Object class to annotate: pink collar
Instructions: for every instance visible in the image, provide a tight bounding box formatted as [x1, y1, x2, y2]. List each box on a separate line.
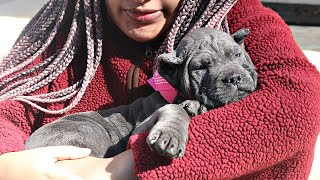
[147, 71, 178, 103]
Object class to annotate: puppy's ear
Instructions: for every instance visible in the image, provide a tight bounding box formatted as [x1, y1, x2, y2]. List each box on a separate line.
[157, 51, 183, 87]
[157, 51, 184, 65]
[232, 28, 250, 44]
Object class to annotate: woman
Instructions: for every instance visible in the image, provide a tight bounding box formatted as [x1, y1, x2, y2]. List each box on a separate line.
[0, 0, 319, 179]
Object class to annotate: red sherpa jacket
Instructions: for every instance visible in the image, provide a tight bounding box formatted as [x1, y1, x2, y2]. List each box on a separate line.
[0, 0, 319, 179]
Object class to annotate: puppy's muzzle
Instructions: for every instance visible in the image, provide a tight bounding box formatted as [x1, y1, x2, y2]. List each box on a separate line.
[218, 64, 256, 91]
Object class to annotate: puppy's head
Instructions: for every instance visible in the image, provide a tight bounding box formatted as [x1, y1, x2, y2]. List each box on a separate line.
[157, 28, 257, 108]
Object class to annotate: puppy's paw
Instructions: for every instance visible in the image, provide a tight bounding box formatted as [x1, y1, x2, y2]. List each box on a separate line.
[179, 100, 207, 116]
[147, 126, 188, 158]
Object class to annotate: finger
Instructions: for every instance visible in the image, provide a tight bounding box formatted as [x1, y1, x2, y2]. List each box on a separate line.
[38, 146, 91, 161]
[49, 167, 84, 180]
[53, 146, 91, 161]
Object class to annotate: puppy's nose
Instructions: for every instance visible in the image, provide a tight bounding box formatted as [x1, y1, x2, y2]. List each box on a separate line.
[222, 74, 242, 85]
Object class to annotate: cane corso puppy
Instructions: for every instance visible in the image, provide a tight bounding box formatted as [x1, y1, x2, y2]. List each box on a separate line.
[25, 28, 257, 158]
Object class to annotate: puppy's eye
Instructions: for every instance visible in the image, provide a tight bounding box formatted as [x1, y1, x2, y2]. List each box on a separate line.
[195, 65, 207, 70]
[235, 52, 242, 58]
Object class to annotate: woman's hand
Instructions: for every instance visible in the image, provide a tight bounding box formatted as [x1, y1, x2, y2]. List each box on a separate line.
[0, 146, 91, 180]
[57, 149, 137, 180]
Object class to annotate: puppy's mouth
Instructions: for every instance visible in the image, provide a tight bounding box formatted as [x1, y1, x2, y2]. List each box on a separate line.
[198, 89, 253, 109]
[196, 76, 256, 109]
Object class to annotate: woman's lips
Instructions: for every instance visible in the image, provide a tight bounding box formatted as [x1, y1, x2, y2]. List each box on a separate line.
[125, 9, 163, 23]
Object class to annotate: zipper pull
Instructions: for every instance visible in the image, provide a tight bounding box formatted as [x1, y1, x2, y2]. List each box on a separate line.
[144, 45, 153, 58]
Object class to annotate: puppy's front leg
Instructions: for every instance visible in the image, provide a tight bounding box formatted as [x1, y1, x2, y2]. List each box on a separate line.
[146, 104, 190, 158]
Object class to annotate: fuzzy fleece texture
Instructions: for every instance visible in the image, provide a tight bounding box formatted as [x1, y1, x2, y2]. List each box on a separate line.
[128, 0, 320, 179]
[0, 0, 319, 179]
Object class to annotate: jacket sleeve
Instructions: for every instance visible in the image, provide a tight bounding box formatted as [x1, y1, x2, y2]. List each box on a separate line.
[0, 57, 47, 154]
[0, 32, 71, 155]
[0, 50, 56, 154]
[0, 100, 36, 154]
[128, 0, 320, 179]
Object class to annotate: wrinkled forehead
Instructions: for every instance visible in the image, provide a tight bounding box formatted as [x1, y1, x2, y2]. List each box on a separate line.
[179, 32, 240, 58]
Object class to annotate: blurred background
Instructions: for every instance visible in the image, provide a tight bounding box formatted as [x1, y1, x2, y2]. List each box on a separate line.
[0, 0, 319, 179]
[262, 0, 320, 52]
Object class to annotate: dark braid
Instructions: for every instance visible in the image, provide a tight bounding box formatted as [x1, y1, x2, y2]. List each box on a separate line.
[0, 0, 238, 114]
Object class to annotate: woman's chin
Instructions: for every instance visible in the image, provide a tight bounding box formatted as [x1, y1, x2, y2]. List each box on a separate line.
[124, 22, 168, 42]
[126, 30, 162, 42]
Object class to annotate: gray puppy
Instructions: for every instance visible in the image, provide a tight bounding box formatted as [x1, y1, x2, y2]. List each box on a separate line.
[25, 28, 257, 158]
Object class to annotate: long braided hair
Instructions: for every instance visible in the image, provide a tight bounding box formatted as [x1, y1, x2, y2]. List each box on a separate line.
[0, 0, 238, 114]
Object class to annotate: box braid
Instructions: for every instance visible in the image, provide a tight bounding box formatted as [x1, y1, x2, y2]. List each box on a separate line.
[0, 0, 237, 114]
[158, 0, 237, 54]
